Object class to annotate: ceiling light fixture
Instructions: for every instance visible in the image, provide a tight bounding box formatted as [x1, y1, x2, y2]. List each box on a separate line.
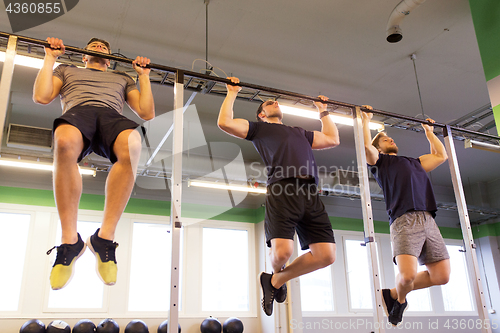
[279, 105, 385, 131]
[464, 139, 500, 153]
[0, 51, 62, 69]
[0, 158, 96, 176]
[188, 180, 267, 194]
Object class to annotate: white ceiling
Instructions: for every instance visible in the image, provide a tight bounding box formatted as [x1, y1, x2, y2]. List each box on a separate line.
[0, 0, 498, 217]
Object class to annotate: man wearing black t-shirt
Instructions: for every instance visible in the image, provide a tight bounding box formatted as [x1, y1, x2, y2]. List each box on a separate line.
[218, 77, 340, 316]
[362, 109, 450, 326]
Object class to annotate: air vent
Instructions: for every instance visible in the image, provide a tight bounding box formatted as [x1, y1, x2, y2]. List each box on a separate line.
[335, 170, 360, 187]
[7, 124, 52, 152]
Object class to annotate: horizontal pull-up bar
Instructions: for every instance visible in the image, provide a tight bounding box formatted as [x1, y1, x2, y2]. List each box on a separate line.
[1, 31, 499, 141]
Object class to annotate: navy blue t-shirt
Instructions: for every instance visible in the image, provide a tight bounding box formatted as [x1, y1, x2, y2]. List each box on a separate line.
[369, 153, 437, 225]
[245, 121, 318, 185]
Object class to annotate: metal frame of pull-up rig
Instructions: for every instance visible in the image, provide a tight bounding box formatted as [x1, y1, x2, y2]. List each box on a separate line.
[1, 32, 498, 333]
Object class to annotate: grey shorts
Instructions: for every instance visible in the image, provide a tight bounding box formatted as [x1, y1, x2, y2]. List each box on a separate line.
[390, 211, 450, 265]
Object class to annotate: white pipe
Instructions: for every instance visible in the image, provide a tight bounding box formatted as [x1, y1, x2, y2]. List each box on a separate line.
[464, 139, 500, 153]
[386, 0, 427, 43]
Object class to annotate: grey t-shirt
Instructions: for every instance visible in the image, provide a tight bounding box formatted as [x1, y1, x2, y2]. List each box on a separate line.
[53, 64, 138, 114]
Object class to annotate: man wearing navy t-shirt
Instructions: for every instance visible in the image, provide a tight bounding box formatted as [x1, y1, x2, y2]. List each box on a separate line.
[218, 77, 340, 316]
[362, 109, 450, 326]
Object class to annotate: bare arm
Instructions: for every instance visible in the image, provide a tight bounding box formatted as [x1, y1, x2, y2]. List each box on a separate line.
[126, 56, 155, 121]
[217, 77, 249, 139]
[311, 95, 340, 149]
[361, 107, 380, 165]
[418, 118, 448, 172]
[33, 37, 64, 104]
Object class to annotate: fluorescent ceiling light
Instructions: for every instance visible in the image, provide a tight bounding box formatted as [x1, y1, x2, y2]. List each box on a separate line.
[0, 51, 62, 69]
[279, 105, 385, 131]
[0, 158, 96, 176]
[189, 180, 267, 194]
[464, 139, 500, 153]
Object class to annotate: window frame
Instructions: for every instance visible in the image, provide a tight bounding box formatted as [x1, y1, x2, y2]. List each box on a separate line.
[440, 239, 477, 316]
[125, 216, 187, 317]
[194, 219, 258, 318]
[298, 234, 337, 317]
[0, 208, 35, 315]
[342, 233, 378, 314]
[0, 202, 485, 321]
[43, 212, 109, 314]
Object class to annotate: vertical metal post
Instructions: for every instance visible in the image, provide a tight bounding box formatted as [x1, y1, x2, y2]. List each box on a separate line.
[286, 235, 303, 333]
[443, 126, 491, 333]
[352, 107, 385, 332]
[168, 70, 184, 333]
[0, 36, 17, 150]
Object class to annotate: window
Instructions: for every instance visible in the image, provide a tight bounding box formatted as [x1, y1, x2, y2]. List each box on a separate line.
[393, 263, 432, 312]
[298, 244, 334, 312]
[47, 221, 104, 309]
[344, 239, 373, 310]
[128, 222, 183, 312]
[0, 212, 30, 311]
[442, 245, 474, 311]
[202, 228, 249, 311]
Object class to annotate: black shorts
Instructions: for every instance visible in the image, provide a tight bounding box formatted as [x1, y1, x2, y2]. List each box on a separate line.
[265, 177, 335, 250]
[53, 105, 139, 163]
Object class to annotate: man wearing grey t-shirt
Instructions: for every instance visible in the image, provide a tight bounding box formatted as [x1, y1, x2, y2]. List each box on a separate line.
[33, 37, 155, 290]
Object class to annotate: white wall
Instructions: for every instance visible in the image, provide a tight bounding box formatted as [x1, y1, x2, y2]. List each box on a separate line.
[2, 202, 500, 333]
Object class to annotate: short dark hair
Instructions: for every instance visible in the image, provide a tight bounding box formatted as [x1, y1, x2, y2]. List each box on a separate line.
[256, 99, 277, 122]
[371, 131, 387, 149]
[256, 100, 266, 122]
[85, 38, 111, 54]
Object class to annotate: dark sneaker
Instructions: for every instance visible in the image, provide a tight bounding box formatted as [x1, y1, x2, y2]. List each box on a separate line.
[389, 299, 409, 326]
[275, 283, 287, 303]
[260, 272, 277, 316]
[47, 233, 86, 290]
[86, 229, 119, 285]
[381, 289, 396, 317]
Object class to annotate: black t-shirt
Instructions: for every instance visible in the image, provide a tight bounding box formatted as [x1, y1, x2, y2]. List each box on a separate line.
[369, 153, 437, 225]
[245, 121, 318, 185]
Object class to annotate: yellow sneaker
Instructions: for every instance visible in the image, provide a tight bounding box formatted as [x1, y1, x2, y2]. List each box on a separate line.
[86, 229, 119, 285]
[47, 233, 86, 290]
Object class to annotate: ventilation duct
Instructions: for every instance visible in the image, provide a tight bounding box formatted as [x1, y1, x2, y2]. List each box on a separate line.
[7, 124, 52, 152]
[386, 0, 427, 43]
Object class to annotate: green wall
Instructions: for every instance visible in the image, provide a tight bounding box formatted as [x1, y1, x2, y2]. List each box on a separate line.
[1, 185, 498, 238]
[469, 0, 500, 82]
[469, 0, 500, 133]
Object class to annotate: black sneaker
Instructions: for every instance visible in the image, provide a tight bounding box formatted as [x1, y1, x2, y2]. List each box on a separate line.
[275, 283, 287, 303]
[381, 288, 396, 317]
[47, 233, 86, 290]
[389, 299, 409, 326]
[260, 272, 277, 316]
[86, 229, 119, 285]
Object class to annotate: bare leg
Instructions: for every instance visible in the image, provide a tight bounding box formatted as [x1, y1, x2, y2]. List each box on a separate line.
[391, 256, 450, 302]
[99, 129, 141, 241]
[271, 241, 336, 289]
[53, 124, 84, 244]
[269, 238, 294, 274]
